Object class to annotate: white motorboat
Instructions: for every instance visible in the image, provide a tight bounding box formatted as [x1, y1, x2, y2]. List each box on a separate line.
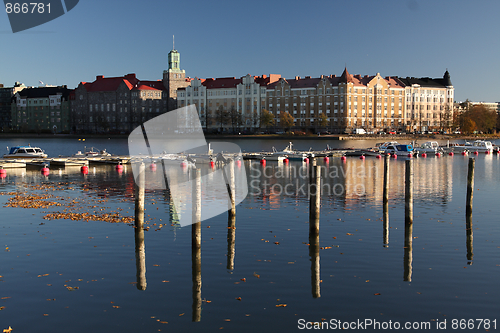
[452, 140, 493, 153]
[414, 141, 444, 154]
[3, 145, 48, 158]
[377, 142, 417, 156]
[268, 142, 313, 161]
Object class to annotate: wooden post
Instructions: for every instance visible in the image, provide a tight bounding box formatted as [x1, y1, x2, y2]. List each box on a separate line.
[403, 221, 413, 282]
[191, 168, 202, 322]
[134, 162, 145, 227]
[405, 159, 413, 224]
[309, 163, 321, 226]
[466, 158, 475, 214]
[466, 211, 473, 265]
[228, 160, 236, 215]
[383, 154, 389, 205]
[227, 210, 236, 271]
[309, 215, 320, 298]
[134, 162, 146, 290]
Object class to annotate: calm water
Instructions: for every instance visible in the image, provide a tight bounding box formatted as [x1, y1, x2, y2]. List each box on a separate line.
[1, 138, 499, 332]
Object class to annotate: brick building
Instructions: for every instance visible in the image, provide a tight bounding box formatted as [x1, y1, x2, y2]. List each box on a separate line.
[72, 74, 168, 134]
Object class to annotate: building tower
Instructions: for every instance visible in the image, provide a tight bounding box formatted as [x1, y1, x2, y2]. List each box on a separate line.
[163, 35, 190, 111]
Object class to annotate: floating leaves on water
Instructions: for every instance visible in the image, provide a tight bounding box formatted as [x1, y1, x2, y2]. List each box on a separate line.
[374, 293, 381, 296]
[0, 307, 5, 311]
[3, 326, 13, 333]
[240, 278, 246, 282]
[236, 297, 242, 301]
[275, 304, 287, 307]
[346, 233, 354, 236]
[253, 272, 260, 278]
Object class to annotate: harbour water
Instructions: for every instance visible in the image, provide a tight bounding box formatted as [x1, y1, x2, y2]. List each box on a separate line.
[1, 137, 499, 332]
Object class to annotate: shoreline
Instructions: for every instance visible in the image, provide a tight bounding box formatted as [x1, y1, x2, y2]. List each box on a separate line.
[0, 132, 498, 141]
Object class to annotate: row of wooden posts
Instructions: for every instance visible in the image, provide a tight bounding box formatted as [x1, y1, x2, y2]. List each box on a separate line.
[132, 155, 476, 320]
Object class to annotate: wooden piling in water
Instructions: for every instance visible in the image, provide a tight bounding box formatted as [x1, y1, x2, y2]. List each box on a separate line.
[134, 162, 145, 227]
[383, 201, 389, 247]
[383, 154, 389, 205]
[405, 159, 413, 224]
[309, 162, 321, 227]
[466, 158, 475, 214]
[134, 162, 146, 290]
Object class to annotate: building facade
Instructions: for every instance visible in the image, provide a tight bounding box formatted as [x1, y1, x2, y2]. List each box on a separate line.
[177, 74, 281, 132]
[0, 82, 26, 131]
[11, 86, 72, 133]
[178, 69, 453, 134]
[73, 73, 168, 134]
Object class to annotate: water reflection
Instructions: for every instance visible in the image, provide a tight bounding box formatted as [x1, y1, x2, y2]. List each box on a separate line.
[403, 221, 413, 282]
[466, 211, 473, 265]
[191, 169, 202, 322]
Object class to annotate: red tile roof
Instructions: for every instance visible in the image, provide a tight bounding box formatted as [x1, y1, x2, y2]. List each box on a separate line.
[81, 74, 167, 92]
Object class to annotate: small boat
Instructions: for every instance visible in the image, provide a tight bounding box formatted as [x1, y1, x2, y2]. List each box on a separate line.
[74, 147, 111, 157]
[269, 142, 314, 161]
[452, 140, 493, 153]
[377, 142, 417, 156]
[414, 141, 443, 154]
[3, 145, 48, 158]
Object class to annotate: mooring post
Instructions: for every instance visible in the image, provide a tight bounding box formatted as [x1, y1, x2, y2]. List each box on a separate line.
[191, 168, 202, 322]
[466, 157, 475, 214]
[309, 214, 321, 298]
[228, 160, 236, 215]
[134, 162, 145, 227]
[383, 154, 389, 205]
[405, 159, 413, 224]
[309, 162, 321, 227]
[383, 201, 389, 247]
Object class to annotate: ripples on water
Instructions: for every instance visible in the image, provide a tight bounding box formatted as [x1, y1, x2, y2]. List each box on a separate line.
[0, 140, 499, 332]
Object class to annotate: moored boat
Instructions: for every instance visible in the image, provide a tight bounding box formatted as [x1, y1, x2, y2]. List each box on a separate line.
[3, 146, 48, 158]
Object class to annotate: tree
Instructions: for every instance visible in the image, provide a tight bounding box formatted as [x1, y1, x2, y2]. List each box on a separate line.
[458, 103, 496, 134]
[228, 106, 243, 133]
[259, 109, 275, 130]
[215, 105, 229, 133]
[318, 113, 328, 129]
[279, 111, 294, 132]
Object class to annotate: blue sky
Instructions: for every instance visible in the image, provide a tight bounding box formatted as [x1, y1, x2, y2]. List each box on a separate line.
[1, 0, 499, 102]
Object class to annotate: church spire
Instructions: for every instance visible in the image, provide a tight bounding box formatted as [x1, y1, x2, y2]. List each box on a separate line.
[168, 37, 181, 72]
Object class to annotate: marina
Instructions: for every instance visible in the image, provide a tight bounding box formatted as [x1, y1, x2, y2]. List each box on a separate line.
[1, 137, 500, 333]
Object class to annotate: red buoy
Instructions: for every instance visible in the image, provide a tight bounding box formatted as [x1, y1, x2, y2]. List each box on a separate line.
[436, 152, 441, 157]
[461, 151, 467, 156]
[283, 158, 289, 164]
[376, 155, 382, 159]
[340, 156, 347, 162]
[473, 151, 479, 155]
[180, 161, 187, 168]
[210, 161, 216, 168]
[259, 159, 266, 166]
[448, 152, 454, 156]
[407, 153, 412, 158]
[150, 163, 157, 171]
[0, 169, 6, 175]
[360, 155, 365, 160]
[304, 157, 309, 163]
[392, 154, 397, 159]
[116, 164, 124, 170]
[41, 166, 50, 176]
[421, 153, 427, 158]
[81, 166, 89, 174]
[236, 160, 242, 167]
[323, 156, 329, 162]
[485, 150, 490, 154]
